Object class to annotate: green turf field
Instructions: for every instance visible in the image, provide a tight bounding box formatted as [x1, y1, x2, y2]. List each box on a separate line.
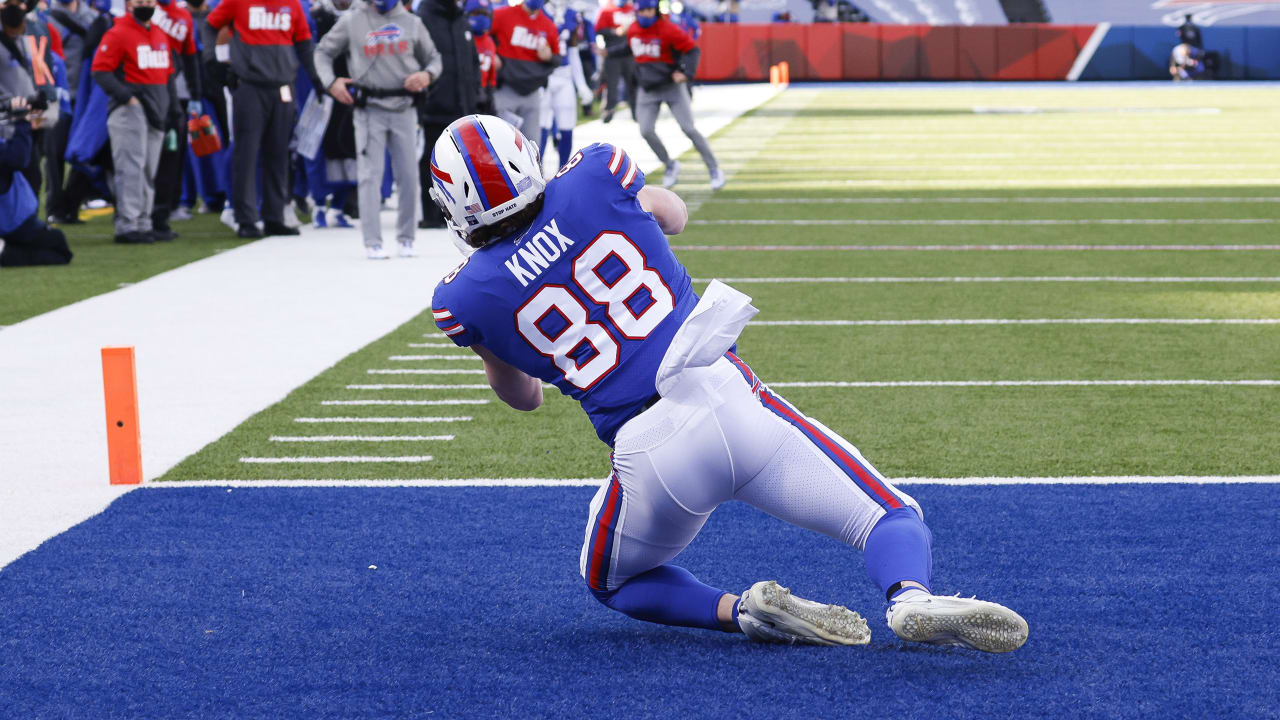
[160, 85, 1280, 482]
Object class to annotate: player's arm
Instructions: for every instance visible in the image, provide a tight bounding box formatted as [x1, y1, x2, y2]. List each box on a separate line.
[637, 185, 688, 235]
[472, 344, 543, 411]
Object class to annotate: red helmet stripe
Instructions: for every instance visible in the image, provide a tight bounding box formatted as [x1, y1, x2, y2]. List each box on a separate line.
[455, 120, 517, 208]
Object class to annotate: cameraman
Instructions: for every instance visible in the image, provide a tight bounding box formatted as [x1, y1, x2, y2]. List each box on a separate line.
[316, 0, 440, 259]
[1, 96, 73, 267]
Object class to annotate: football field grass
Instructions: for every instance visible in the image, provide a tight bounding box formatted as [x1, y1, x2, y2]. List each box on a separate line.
[162, 84, 1280, 482]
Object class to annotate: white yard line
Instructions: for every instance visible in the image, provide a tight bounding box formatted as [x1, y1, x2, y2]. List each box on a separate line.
[697, 276, 1280, 284]
[406, 342, 466, 348]
[673, 244, 1280, 252]
[320, 399, 489, 406]
[387, 355, 483, 361]
[347, 384, 494, 390]
[689, 218, 1280, 226]
[143, 475, 1280, 488]
[368, 369, 487, 375]
[269, 435, 455, 442]
[239, 456, 434, 464]
[749, 318, 1279, 326]
[712, 196, 1280, 204]
[768, 380, 1280, 388]
[294, 417, 474, 423]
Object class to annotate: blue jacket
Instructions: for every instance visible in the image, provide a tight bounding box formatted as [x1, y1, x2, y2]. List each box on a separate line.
[0, 122, 39, 235]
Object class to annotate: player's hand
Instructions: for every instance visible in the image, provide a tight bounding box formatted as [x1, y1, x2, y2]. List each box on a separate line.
[493, 55, 503, 72]
[536, 36, 553, 62]
[672, 71, 688, 84]
[330, 77, 354, 105]
[128, 96, 140, 105]
[8, 96, 26, 114]
[404, 71, 431, 93]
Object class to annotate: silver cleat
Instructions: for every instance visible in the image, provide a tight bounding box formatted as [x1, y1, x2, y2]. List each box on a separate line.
[738, 581, 871, 646]
[886, 594, 1029, 653]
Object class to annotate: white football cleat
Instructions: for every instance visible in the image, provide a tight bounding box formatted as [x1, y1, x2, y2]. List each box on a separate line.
[710, 168, 727, 191]
[886, 594, 1028, 653]
[366, 244, 390, 260]
[737, 581, 870, 646]
[662, 161, 680, 189]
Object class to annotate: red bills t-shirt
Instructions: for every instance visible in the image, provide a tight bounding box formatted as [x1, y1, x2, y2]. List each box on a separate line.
[491, 5, 560, 62]
[207, 0, 312, 46]
[595, 3, 634, 33]
[153, 3, 199, 57]
[91, 15, 174, 85]
[474, 32, 498, 88]
[626, 17, 694, 65]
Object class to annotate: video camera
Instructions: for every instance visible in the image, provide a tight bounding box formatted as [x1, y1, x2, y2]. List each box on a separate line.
[0, 93, 50, 121]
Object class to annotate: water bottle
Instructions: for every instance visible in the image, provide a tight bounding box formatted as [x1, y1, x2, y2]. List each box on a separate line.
[165, 128, 177, 152]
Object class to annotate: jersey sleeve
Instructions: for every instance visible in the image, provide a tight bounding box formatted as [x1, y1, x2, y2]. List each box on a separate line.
[580, 142, 644, 195]
[665, 20, 695, 53]
[431, 266, 483, 348]
[206, 0, 234, 30]
[90, 29, 123, 73]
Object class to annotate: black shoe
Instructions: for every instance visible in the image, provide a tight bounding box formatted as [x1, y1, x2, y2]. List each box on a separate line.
[237, 224, 264, 239]
[601, 107, 614, 124]
[48, 213, 84, 225]
[114, 231, 155, 244]
[149, 229, 177, 242]
[262, 222, 300, 236]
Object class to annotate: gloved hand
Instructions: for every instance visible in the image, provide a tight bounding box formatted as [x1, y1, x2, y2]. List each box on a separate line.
[188, 99, 203, 116]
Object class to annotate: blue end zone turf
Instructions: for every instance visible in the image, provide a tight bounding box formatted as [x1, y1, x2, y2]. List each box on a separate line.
[0, 485, 1276, 718]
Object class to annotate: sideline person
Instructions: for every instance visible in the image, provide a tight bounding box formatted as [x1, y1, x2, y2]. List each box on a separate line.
[1, 95, 73, 266]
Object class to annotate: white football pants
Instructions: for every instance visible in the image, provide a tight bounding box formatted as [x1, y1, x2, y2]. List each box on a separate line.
[580, 355, 922, 593]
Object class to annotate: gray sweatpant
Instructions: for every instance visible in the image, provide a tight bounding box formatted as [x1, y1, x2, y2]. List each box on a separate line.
[354, 105, 419, 248]
[107, 103, 163, 235]
[493, 85, 544, 140]
[635, 83, 718, 173]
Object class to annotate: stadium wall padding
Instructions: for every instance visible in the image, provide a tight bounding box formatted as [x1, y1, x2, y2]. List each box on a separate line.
[694, 24, 1280, 82]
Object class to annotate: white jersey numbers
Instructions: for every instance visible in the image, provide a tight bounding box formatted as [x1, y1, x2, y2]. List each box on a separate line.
[515, 231, 674, 390]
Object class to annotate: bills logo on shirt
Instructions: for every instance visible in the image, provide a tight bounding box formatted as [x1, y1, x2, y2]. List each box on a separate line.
[248, 5, 292, 31]
[365, 24, 409, 56]
[136, 44, 171, 69]
[153, 8, 188, 43]
[509, 25, 546, 51]
[629, 38, 661, 59]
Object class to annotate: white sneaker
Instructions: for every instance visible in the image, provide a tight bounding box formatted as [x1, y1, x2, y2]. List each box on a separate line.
[662, 161, 680, 189]
[366, 244, 390, 260]
[397, 242, 417, 258]
[219, 207, 238, 231]
[737, 581, 870, 646]
[170, 206, 194, 222]
[710, 168, 727, 191]
[886, 594, 1028, 653]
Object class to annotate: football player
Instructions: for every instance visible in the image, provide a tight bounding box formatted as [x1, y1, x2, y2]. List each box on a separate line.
[427, 115, 1029, 652]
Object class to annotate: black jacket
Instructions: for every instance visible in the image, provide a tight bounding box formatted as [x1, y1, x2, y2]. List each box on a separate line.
[416, 0, 480, 125]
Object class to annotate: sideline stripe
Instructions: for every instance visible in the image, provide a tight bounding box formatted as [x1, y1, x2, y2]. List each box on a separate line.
[750, 318, 1280, 326]
[388, 355, 483, 361]
[145, 476, 1280, 488]
[696, 276, 1280, 284]
[239, 456, 434, 464]
[1068, 22, 1111, 81]
[320, 399, 490, 406]
[347, 384, 493, 390]
[673, 244, 1280, 252]
[768, 380, 1280, 388]
[689, 218, 1280, 226]
[714, 196, 1280, 205]
[269, 435, 455, 442]
[368, 369, 487, 375]
[294, 417, 473, 423]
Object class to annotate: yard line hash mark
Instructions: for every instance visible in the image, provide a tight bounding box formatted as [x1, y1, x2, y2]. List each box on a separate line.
[239, 456, 434, 464]
[320, 399, 490, 406]
[388, 355, 483, 361]
[293, 417, 474, 423]
[269, 436, 456, 442]
[346, 384, 494, 390]
[368, 369, 487, 375]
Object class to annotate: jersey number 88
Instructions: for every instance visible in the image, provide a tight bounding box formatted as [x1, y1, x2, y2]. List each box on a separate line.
[516, 232, 674, 390]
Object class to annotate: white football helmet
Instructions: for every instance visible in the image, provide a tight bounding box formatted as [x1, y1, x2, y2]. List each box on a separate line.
[427, 115, 546, 248]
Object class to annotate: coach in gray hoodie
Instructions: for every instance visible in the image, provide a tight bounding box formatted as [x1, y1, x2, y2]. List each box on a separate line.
[317, 0, 441, 259]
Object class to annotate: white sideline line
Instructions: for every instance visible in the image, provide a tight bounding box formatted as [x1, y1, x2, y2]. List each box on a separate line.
[294, 417, 473, 423]
[368, 369, 487, 375]
[750, 318, 1279, 326]
[689, 218, 1280, 227]
[1068, 22, 1111, 81]
[347, 384, 493, 390]
[142, 476, 1280, 488]
[320, 399, 489, 406]
[269, 435, 455, 442]
[673, 244, 1280, 252]
[696, 276, 1280, 284]
[406, 343, 466, 348]
[388, 355, 483, 361]
[239, 456, 434, 464]
[768, 380, 1280, 388]
[714, 196, 1280, 205]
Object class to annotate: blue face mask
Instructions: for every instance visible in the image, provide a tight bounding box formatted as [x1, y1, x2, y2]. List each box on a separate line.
[374, 0, 398, 12]
[523, 0, 544, 11]
[467, 13, 490, 34]
[636, 13, 656, 27]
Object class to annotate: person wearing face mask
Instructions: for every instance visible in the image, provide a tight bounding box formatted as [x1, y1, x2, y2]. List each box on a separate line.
[40, 0, 92, 225]
[2, 0, 62, 204]
[593, 0, 634, 124]
[147, 0, 200, 239]
[1, 96, 73, 267]
[316, 0, 440, 258]
[90, 0, 178, 244]
[413, 0, 479, 229]
[489, 0, 558, 138]
[627, 0, 721, 190]
[466, 0, 497, 115]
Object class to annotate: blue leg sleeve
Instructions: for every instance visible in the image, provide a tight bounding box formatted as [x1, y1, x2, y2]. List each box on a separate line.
[590, 564, 727, 631]
[863, 507, 934, 600]
[556, 129, 574, 167]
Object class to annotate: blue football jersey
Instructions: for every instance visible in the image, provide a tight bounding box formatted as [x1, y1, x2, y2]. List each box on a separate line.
[431, 143, 700, 445]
